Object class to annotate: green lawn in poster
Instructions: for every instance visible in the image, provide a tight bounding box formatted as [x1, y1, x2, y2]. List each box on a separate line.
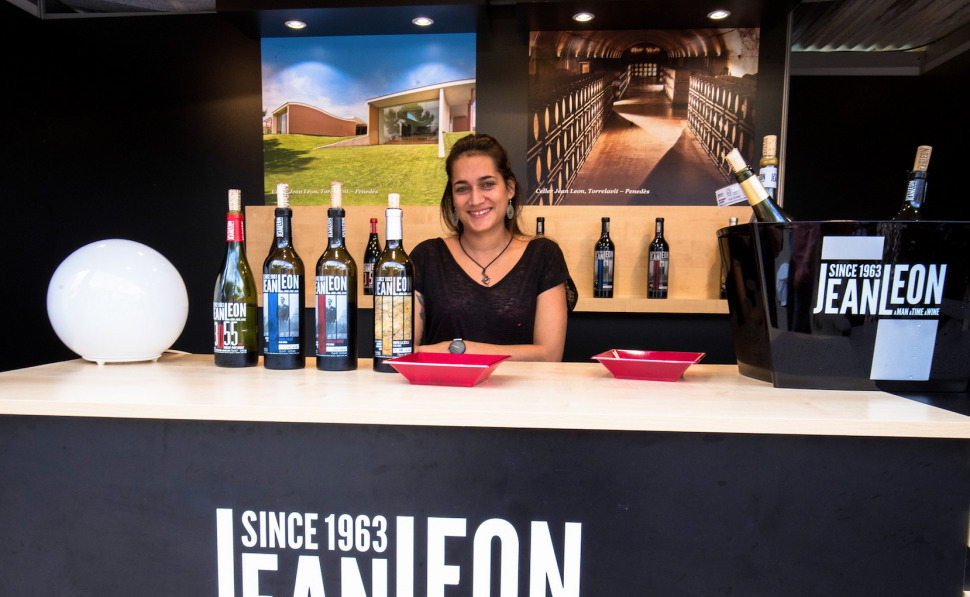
[263, 132, 471, 206]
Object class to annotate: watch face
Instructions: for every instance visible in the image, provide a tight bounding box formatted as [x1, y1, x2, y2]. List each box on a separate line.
[449, 339, 465, 354]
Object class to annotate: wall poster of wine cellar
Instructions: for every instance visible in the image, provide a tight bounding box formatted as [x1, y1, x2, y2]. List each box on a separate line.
[261, 33, 476, 206]
[527, 28, 760, 206]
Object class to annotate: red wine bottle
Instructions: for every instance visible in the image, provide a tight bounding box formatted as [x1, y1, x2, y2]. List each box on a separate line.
[647, 217, 669, 299]
[593, 217, 615, 298]
[363, 218, 381, 295]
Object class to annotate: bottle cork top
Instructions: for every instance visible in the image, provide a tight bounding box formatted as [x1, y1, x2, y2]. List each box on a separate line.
[762, 135, 777, 158]
[330, 181, 342, 208]
[913, 145, 932, 172]
[387, 193, 400, 209]
[276, 183, 290, 208]
[725, 148, 748, 173]
[227, 189, 241, 212]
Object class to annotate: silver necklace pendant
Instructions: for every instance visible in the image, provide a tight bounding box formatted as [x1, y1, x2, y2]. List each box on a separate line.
[482, 272, 490, 285]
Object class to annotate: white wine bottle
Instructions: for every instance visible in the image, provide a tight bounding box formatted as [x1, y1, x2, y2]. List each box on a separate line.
[315, 181, 357, 371]
[726, 149, 792, 223]
[262, 183, 306, 369]
[893, 145, 932, 221]
[373, 193, 414, 373]
[213, 189, 258, 367]
[758, 135, 779, 200]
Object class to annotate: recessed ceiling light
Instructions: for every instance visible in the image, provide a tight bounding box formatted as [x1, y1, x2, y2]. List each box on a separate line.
[284, 20, 307, 30]
[572, 12, 595, 23]
[412, 16, 434, 27]
[707, 10, 731, 20]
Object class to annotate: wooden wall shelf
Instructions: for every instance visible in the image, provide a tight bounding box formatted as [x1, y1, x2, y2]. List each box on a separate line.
[246, 204, 752, 313]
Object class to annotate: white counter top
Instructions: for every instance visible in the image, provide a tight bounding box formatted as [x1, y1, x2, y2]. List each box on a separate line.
[2, 353, 970, 439]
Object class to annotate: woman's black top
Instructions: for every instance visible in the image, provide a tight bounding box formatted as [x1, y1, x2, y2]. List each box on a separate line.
[410, 237, 573, 346]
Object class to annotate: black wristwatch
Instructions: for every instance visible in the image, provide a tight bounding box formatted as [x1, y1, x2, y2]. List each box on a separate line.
[449, 338, 466, 354]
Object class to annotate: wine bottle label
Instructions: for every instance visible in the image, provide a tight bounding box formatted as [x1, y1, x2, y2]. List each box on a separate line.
[263, 273, 302, 354]
[275, 217, 285, 238]
[648, 251, 669, 292]
[715, 183, 748, 208]
[363, 263, 375, 293]
[316, 275, 350, 357]
[226, 213, 245, 242]
[213, 301, 256, 354]
[374, 275, 413, 359]
[759, 165, 778, 189]
[328, 217, 346, 241]
[594, 251, 614, 290]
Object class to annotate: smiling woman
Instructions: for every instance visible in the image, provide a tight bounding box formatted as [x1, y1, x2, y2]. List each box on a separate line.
[410, 133, 577, 362]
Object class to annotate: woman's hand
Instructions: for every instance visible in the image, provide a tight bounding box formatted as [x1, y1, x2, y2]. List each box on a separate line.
[412, 284, 567, 362]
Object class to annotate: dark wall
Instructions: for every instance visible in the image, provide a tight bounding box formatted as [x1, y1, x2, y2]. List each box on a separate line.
[784, 51, 970, 222]
[5, 1, 965, 372]
[1, 4, 265, 371]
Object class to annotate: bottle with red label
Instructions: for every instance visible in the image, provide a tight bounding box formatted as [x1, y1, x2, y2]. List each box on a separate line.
[213, 189, 258, 367]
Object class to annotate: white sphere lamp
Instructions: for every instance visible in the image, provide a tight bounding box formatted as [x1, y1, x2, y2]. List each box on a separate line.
[47, 239, 189, 365]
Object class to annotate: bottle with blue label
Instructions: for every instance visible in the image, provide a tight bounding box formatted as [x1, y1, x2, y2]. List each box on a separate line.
[315, 181, 357, 371]
[262, 182, 306, 369]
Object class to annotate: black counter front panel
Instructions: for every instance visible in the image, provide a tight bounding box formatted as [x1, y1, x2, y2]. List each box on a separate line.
[1, 416, 967, 596]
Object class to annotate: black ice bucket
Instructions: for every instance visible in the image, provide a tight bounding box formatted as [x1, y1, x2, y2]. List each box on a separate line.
[717, 221, 970, 391]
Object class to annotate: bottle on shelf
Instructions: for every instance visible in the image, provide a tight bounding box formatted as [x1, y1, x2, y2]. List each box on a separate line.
[262, 182, 306, 370]
[725, 148, 793, 223]
[315, 181, 358, 371]
[893, 145, 932, 221]
[719, 216, 739, 300]
[647, 217, 669, 299]
[373, 193, 414, 373]
[536, 216, 545, 236]
[593, 217, 615, 298]
[213, 189, 258, 367]
[758, 135, 779, 200]
[363, 218, 381, 295]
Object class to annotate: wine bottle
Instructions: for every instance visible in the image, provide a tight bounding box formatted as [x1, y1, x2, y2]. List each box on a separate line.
[725, 148, 793, 223]
[213, 189, 258, 367]
[262, 182, 306, 370]
[647, 217, 669, 299]
[315, 181, 358, 371]
[593, 217, 615, 298]
[536, 216, 545, 236]
[758, 135, 779, 200]
[893, 145, 932, 221]
[719, 216, 739, 300]
[373, 193, 414, 373]
[363, 218, 381, 295]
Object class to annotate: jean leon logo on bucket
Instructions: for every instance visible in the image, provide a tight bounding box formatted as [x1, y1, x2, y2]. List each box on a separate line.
[808, 235, 950, 381]
[215, 509, 582, 597]
[812, 237, 946, 317]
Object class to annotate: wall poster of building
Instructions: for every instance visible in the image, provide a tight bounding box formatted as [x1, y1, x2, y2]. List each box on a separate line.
[261, 34, 476, 206]
[528, 28, 760, 206]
